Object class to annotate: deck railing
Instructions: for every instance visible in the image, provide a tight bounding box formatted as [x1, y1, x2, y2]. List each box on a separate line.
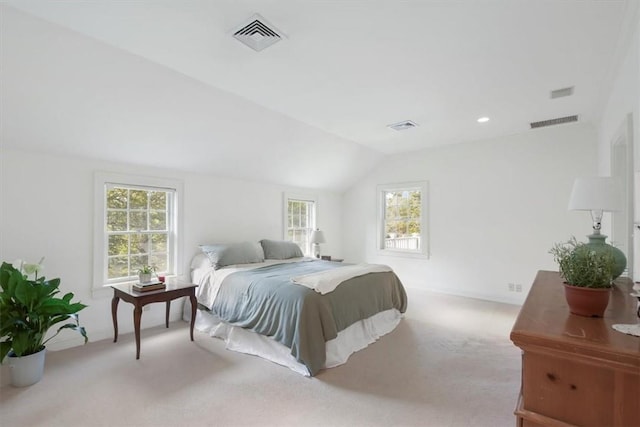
[385, 236, 420, 250]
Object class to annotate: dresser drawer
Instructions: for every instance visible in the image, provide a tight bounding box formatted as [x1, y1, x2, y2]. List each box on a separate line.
[522, 351, 616, 426]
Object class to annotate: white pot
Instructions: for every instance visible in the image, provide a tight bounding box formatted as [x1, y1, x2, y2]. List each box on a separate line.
[7, 347, 46, 387]
[139, 273, 152, 283]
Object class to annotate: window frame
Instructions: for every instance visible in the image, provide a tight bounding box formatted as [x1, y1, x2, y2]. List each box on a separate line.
[283, 192, 317, 256]
[376, 181, 429, 259]
[93, 172, 184, 293]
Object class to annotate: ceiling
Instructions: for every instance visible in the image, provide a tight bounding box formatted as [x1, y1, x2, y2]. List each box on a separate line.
[1, 1, 637, 190]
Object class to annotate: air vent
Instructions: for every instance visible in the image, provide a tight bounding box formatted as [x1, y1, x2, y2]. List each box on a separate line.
[550, 86, 574, 99]
[233, 14, 285, 52]
[530, 115, 578, 129]
[388, 120, 418, 131]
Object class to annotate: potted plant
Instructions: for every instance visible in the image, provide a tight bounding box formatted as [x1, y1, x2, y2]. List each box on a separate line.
[138, 265, 156, 283]
[0, 259, 88, 386]
[549, 237, 616, 317]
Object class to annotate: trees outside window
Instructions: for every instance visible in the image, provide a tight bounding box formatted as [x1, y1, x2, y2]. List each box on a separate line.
[94, 173, 182, 290]
[377, 182, 429, 257]
[284, 194, 316, 256]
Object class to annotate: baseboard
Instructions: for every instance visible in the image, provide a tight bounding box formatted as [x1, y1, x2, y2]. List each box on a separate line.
[404, 284, 524, 306]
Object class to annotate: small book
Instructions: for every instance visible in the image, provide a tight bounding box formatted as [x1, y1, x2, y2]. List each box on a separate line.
[137, 280, 162, 286]
[132, 283, 165, 292]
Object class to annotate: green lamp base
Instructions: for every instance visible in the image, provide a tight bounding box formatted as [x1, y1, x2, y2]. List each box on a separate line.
[585, 234, 627, 280]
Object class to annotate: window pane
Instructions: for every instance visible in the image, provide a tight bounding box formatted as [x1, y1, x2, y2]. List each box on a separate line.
[151, 233, 167, 252]
[399, 198, 409, 220]
[130, 234, 148, 255]
[108, 256, 129, 279]
[149, 254, 167, 273]
[101, 179, 177, 285]
[130, 190, 148, 209]
[285, 197, 316, 256]
[300, 210, 307, 228]
[107, 188, 128, 209]
[149, 211, 166, 230]
[107, 211, 127, 231]
[130, 211, 147, 230]
[108, 234, 128, 256]
[409, 191, 421, 219]
[130, 255, 149, 273]
[149, 192, 166, 210]
[379, 184, 426, 253]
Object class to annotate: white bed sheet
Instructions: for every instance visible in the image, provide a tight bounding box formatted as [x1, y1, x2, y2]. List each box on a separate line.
[192, 305, 402, 376]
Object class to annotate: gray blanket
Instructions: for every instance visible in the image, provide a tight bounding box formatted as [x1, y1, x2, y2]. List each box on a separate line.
[209, 260, 407, 376]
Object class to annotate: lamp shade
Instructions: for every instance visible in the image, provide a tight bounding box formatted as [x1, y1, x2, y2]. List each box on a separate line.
[310, 229, 326, 244]
[568, 177, 622, 212]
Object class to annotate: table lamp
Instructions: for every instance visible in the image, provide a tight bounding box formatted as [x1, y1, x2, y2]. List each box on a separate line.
[310, 229, 326, 258]
[568, 176, 626, 279]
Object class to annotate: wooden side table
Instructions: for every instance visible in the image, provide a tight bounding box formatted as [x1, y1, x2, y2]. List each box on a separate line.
[110, 280, 198, 359]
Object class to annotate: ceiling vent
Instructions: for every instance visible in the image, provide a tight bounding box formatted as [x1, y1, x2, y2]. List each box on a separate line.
[550, 86, 574, 99]
[388, 120, 418, 131]
[233, 14, 285, 52]
[530, 115, 578, 129]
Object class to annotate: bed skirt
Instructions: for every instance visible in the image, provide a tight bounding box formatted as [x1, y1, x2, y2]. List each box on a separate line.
[183, 300, 402, 376]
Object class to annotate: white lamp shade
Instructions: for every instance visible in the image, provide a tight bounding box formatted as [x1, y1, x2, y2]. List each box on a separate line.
[310, 229, 326, 244]
[568, 177, 622, 212]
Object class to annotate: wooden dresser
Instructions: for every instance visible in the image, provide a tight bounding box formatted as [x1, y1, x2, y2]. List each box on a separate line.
[510, 270, 640, 427]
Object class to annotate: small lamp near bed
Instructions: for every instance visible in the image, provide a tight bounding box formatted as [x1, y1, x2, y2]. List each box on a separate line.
[310, 229, 326, 258]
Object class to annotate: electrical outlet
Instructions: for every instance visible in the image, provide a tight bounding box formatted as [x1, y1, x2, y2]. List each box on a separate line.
[143, 306, 151, 312]
[515, 284, 523, 293]
[508, 283, 515, 292]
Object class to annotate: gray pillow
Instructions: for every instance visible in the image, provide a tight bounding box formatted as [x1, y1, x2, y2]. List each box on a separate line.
[200, 242, 265, 270]
[260, 239, 304, 260]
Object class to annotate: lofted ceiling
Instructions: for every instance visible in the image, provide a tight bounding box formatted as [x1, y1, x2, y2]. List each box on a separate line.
[1, 1, 636, 190]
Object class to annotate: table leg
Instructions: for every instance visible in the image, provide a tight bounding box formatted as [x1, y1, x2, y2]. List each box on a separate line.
[189, 293, 197, 341]
[165, 301, 170, 328]
[134, 304, 142, 360]
[111, 295, 120, 343]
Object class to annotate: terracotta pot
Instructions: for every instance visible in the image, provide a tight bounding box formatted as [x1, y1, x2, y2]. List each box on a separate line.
[563, 283, 611, 317]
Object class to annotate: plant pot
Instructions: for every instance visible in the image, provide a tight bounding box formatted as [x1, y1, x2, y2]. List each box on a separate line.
[7, 347, 46, 387]
[139, 273, 152, 283]
[563, 283, 611, 317]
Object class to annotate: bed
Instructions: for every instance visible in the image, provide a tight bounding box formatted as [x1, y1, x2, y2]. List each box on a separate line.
[186, 240, 407, 376]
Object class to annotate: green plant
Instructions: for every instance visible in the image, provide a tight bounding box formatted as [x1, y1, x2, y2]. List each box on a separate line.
[138, 265, 156, 275]
[549, 237, 616, 288]
[0, 260, 88, 361]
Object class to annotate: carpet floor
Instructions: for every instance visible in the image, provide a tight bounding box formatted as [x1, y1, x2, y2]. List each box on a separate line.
[0, 288, 522, 427]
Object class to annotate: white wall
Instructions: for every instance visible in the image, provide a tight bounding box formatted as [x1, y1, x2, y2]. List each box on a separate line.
[342, 123, 597, 304]
[0, 148, 343, 350]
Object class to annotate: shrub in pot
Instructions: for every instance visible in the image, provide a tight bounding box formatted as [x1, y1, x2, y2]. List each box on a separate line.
[549, 237, 616, 317]
[0, 260, 88, 386]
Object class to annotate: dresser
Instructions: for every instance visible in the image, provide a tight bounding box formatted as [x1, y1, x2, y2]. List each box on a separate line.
[510, 270, 640, 427]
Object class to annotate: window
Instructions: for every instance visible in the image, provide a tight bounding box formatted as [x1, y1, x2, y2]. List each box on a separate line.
[94, 173, 183, 290]
[284, 193, 317, 256]
[377, 182, 429, 257]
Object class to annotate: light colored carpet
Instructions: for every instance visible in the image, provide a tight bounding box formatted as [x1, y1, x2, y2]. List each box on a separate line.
[0, 288, 522, 427]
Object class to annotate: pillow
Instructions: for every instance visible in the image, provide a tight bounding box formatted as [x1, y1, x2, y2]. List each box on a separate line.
[200, 242, 265, 270]
[260, 239, 304, 260]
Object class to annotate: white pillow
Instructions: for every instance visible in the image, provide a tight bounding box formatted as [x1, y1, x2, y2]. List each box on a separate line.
[200, 242, 265, 270]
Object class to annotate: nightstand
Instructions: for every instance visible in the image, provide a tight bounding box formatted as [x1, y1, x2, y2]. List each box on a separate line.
[110, 280, 198, 359]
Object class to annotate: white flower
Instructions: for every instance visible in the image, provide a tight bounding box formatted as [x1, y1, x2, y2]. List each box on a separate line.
[18, 257, 45, 278]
